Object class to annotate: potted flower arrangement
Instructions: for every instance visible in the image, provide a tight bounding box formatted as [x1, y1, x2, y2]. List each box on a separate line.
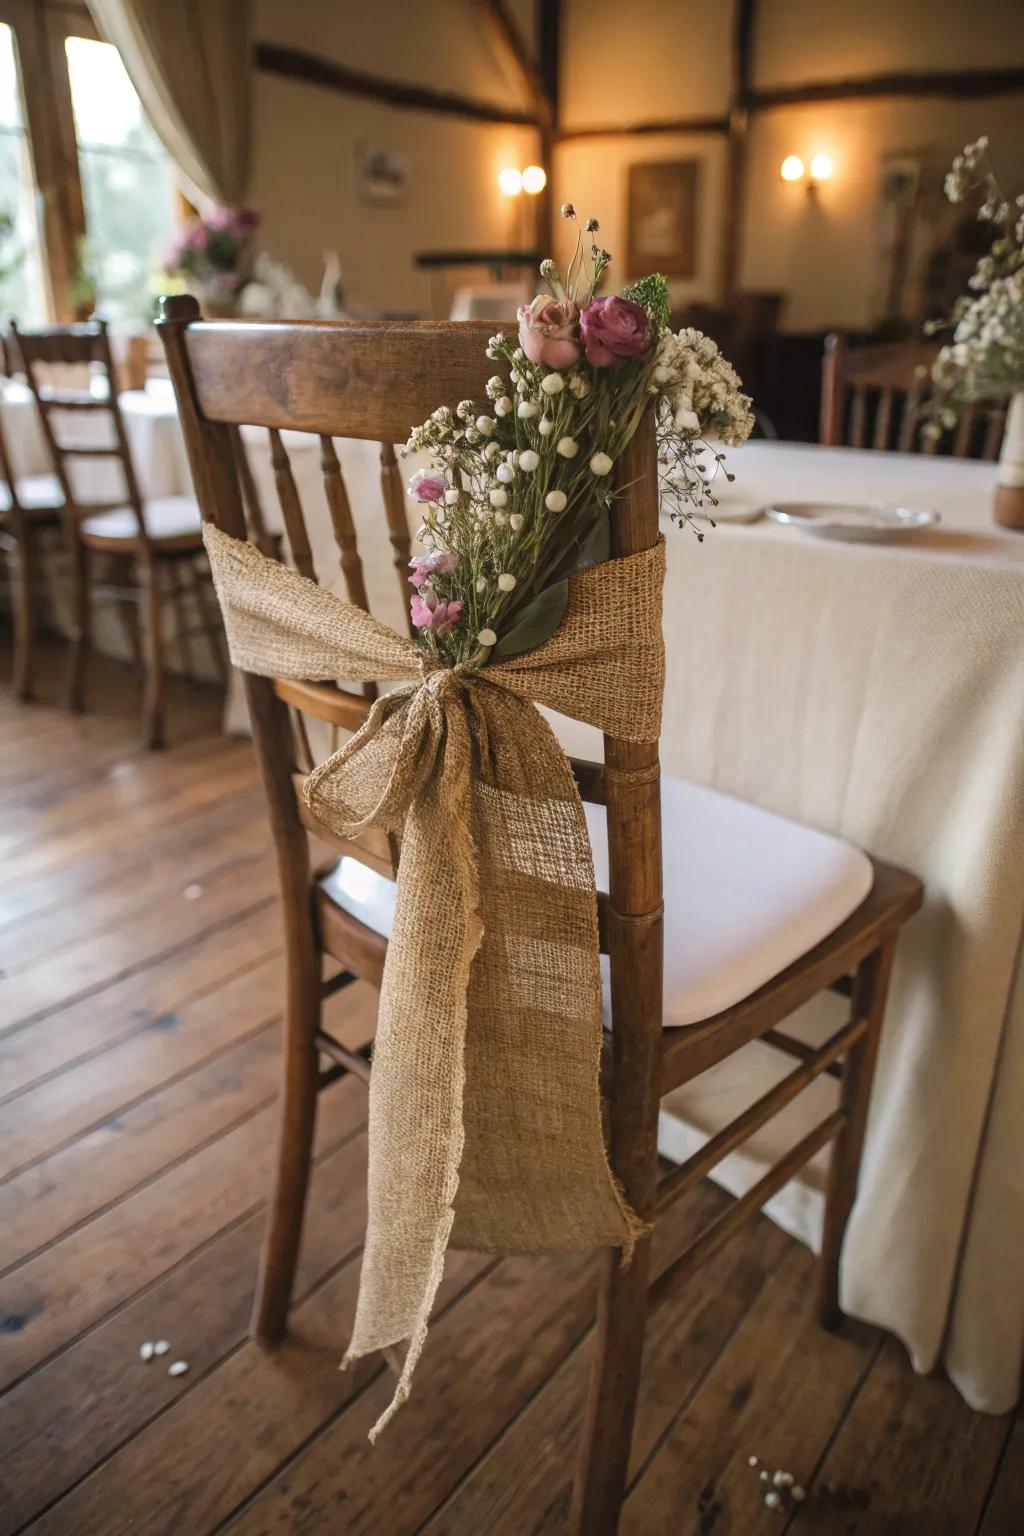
[162, 205, 262, 317]
[926, 138, 1024, 529]
[404, 204, 754, 664]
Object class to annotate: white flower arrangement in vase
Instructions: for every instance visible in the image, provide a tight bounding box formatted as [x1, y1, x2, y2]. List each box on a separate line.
[925, 137, 1024, 528]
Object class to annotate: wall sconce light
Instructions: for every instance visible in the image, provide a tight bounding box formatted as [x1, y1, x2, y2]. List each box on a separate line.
[781, 153, 835, 193]
[498, 165, 547, 197]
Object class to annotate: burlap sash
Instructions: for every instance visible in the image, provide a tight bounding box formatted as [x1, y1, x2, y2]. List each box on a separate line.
[203, 521, 665, 1436]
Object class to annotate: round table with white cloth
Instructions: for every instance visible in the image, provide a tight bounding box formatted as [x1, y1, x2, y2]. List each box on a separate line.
[0, 375, 193, 502]
[187, 426, 1024, 1418]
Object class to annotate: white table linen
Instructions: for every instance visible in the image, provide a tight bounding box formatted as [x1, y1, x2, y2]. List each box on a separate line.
[212, 429, 1024, 1416]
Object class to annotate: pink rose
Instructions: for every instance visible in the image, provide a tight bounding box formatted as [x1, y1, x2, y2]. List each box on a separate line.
[580, 296, 652, 368]
[517, 295, 582, 370]
[410, 471, 446, 504]
[410, 592, 463, 636]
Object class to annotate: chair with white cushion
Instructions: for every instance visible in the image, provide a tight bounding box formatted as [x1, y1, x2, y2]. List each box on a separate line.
[159, 303, 923, 1536]
[0, 393, 64, 700]
[11, 319, 224, 747]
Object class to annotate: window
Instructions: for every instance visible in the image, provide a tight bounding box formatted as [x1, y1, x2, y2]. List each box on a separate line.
[0, 22, 47, 321]
[64, 36, 177, 329]
[0, 3, 183, 328]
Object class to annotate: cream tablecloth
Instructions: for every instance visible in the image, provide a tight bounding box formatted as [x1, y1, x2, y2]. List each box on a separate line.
[231, 432, 1024, 1416]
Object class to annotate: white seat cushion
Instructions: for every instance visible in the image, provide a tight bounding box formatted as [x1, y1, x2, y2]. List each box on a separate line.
[81, 495, 202, 542]
[0, 473, 63, 514]
[318, 775, 873, 1028]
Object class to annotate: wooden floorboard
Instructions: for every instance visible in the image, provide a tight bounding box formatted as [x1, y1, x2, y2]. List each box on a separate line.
[0, 647, 1018, 1536]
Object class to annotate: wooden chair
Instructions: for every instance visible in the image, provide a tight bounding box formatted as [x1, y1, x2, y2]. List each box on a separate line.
[10, 318, 224, 747]
[0, 390, 64, 699]
[820, 333, 1006, 457]
[158, 295, 923, 1536]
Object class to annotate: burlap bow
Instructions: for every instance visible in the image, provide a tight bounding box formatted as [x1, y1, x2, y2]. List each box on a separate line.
[203, 521, 665, 1436]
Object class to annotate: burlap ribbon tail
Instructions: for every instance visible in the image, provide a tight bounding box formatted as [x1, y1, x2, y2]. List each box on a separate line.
[203, 522, 666, 1437]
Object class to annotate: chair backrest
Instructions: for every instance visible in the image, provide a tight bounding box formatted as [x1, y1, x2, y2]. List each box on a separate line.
[820, 333, 1006, 459]
[156, 296, 664, 1003]
[10, 319, 150, 542]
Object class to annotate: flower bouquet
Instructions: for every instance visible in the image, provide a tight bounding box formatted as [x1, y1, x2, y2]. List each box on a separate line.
[403, 205, 754, 666]
[925, 138, 1024, 527]
[162, 206, 262, 316]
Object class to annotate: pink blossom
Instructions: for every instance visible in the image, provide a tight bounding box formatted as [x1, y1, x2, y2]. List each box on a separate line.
[408, 551, 459, 589]
[517, 295, 583, 369]
[410, 593, 464, 636]
[411, 472, 446, 504]
[580, 295, 652, 367]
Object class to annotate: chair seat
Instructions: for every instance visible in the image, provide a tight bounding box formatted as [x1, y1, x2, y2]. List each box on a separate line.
[80, 495, 202, 545]
[318, 776, 874, 1029]
[0, 473, 64, 516]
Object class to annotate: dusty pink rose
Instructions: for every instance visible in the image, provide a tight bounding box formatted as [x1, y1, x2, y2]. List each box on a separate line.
[580, 295, 652, 367]
[410, 592, 463, 636]
[410, 471, 446, 504]
[517, 295, 583, 370]
[408, 551, 459, 589]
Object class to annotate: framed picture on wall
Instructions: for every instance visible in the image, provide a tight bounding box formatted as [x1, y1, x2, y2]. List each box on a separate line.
[357, 143, 409, 207]
[627, 160, 699, 281]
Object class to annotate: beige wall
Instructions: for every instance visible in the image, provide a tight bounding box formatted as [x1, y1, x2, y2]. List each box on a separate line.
[249, 0, 1024, 330]
[252, 0, 540, 315]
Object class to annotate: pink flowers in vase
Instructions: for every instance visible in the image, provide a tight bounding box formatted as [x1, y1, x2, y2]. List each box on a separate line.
[163, 206, 262, 314]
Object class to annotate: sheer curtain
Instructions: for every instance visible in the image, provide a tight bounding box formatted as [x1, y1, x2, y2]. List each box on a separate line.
[88, 0, 252, 206]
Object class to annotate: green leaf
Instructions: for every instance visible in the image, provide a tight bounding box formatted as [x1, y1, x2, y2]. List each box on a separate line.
[621, 272, 671, 331]
[492, 579, 569, 659]
[575, 505, 610, 569]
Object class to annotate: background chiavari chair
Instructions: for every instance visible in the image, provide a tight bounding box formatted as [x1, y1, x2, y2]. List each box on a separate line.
[159, 295, 922, 1536]
[820, 332, 1008, 458]
[0, 383, 64, 700]
[11, 318, 224, 748]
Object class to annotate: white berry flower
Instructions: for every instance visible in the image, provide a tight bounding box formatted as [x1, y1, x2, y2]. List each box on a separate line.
[509, 513, 524, 530]
[545, 490, 567, 512]
[590, 452, 613, 475]
[509, 369, 520, 384]
[513, 347, 525, 362]
[493, 511, 507, 526]
[519, 449, 540, 472]
[568, 373, 591, 399]
[517, 379, 529, 395]
[477, 627, 497, 646]
[475, 415, 494, 436]
[556, 436, 578, 459]
[444, 488, 461, 505]
[475, 576, 486, 592]
[537, 416, 554, 437]
[496, 463, 515, 484]
[497, 572, 516, 592]
[540, 372, 565, 396]
[494, 396, 514, 416]
[484, 441, 501, 461]
[518, 400, 538, 419]
[489, 487, 508, 507]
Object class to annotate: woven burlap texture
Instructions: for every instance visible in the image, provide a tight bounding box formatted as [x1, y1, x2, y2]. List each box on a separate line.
[203, 521, 665, 1437]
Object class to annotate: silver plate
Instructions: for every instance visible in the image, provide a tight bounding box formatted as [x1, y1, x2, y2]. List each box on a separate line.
[762, 501, 941, 542]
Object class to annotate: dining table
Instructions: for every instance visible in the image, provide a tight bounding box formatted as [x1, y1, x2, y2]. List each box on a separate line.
[249, 432, 1023, 1419]
[8, 372, 1019, 1417]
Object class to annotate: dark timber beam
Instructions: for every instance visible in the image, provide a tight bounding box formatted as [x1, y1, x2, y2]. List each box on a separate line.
[254, 43, 540, 128]
[719, 0, 756, 305]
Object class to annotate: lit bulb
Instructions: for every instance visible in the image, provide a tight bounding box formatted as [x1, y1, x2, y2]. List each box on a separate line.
[780, 156, 805, 182]
[522, 164, 547, 195]
[498, 167, 523, 196]
[810, 153, 833, 182]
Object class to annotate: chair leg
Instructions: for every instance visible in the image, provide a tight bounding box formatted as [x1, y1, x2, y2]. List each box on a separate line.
[66, 529, 90, 714]
[140, 555, 167, 750]
[571, 1234, 654, 1535]
[250, 938, 322, 1343]
[11, 525, 37, 702]
[816, 939, 896, 1329]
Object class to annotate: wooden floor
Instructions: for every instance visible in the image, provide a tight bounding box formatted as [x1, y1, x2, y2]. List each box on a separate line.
[1, 640, 1021, 1536]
